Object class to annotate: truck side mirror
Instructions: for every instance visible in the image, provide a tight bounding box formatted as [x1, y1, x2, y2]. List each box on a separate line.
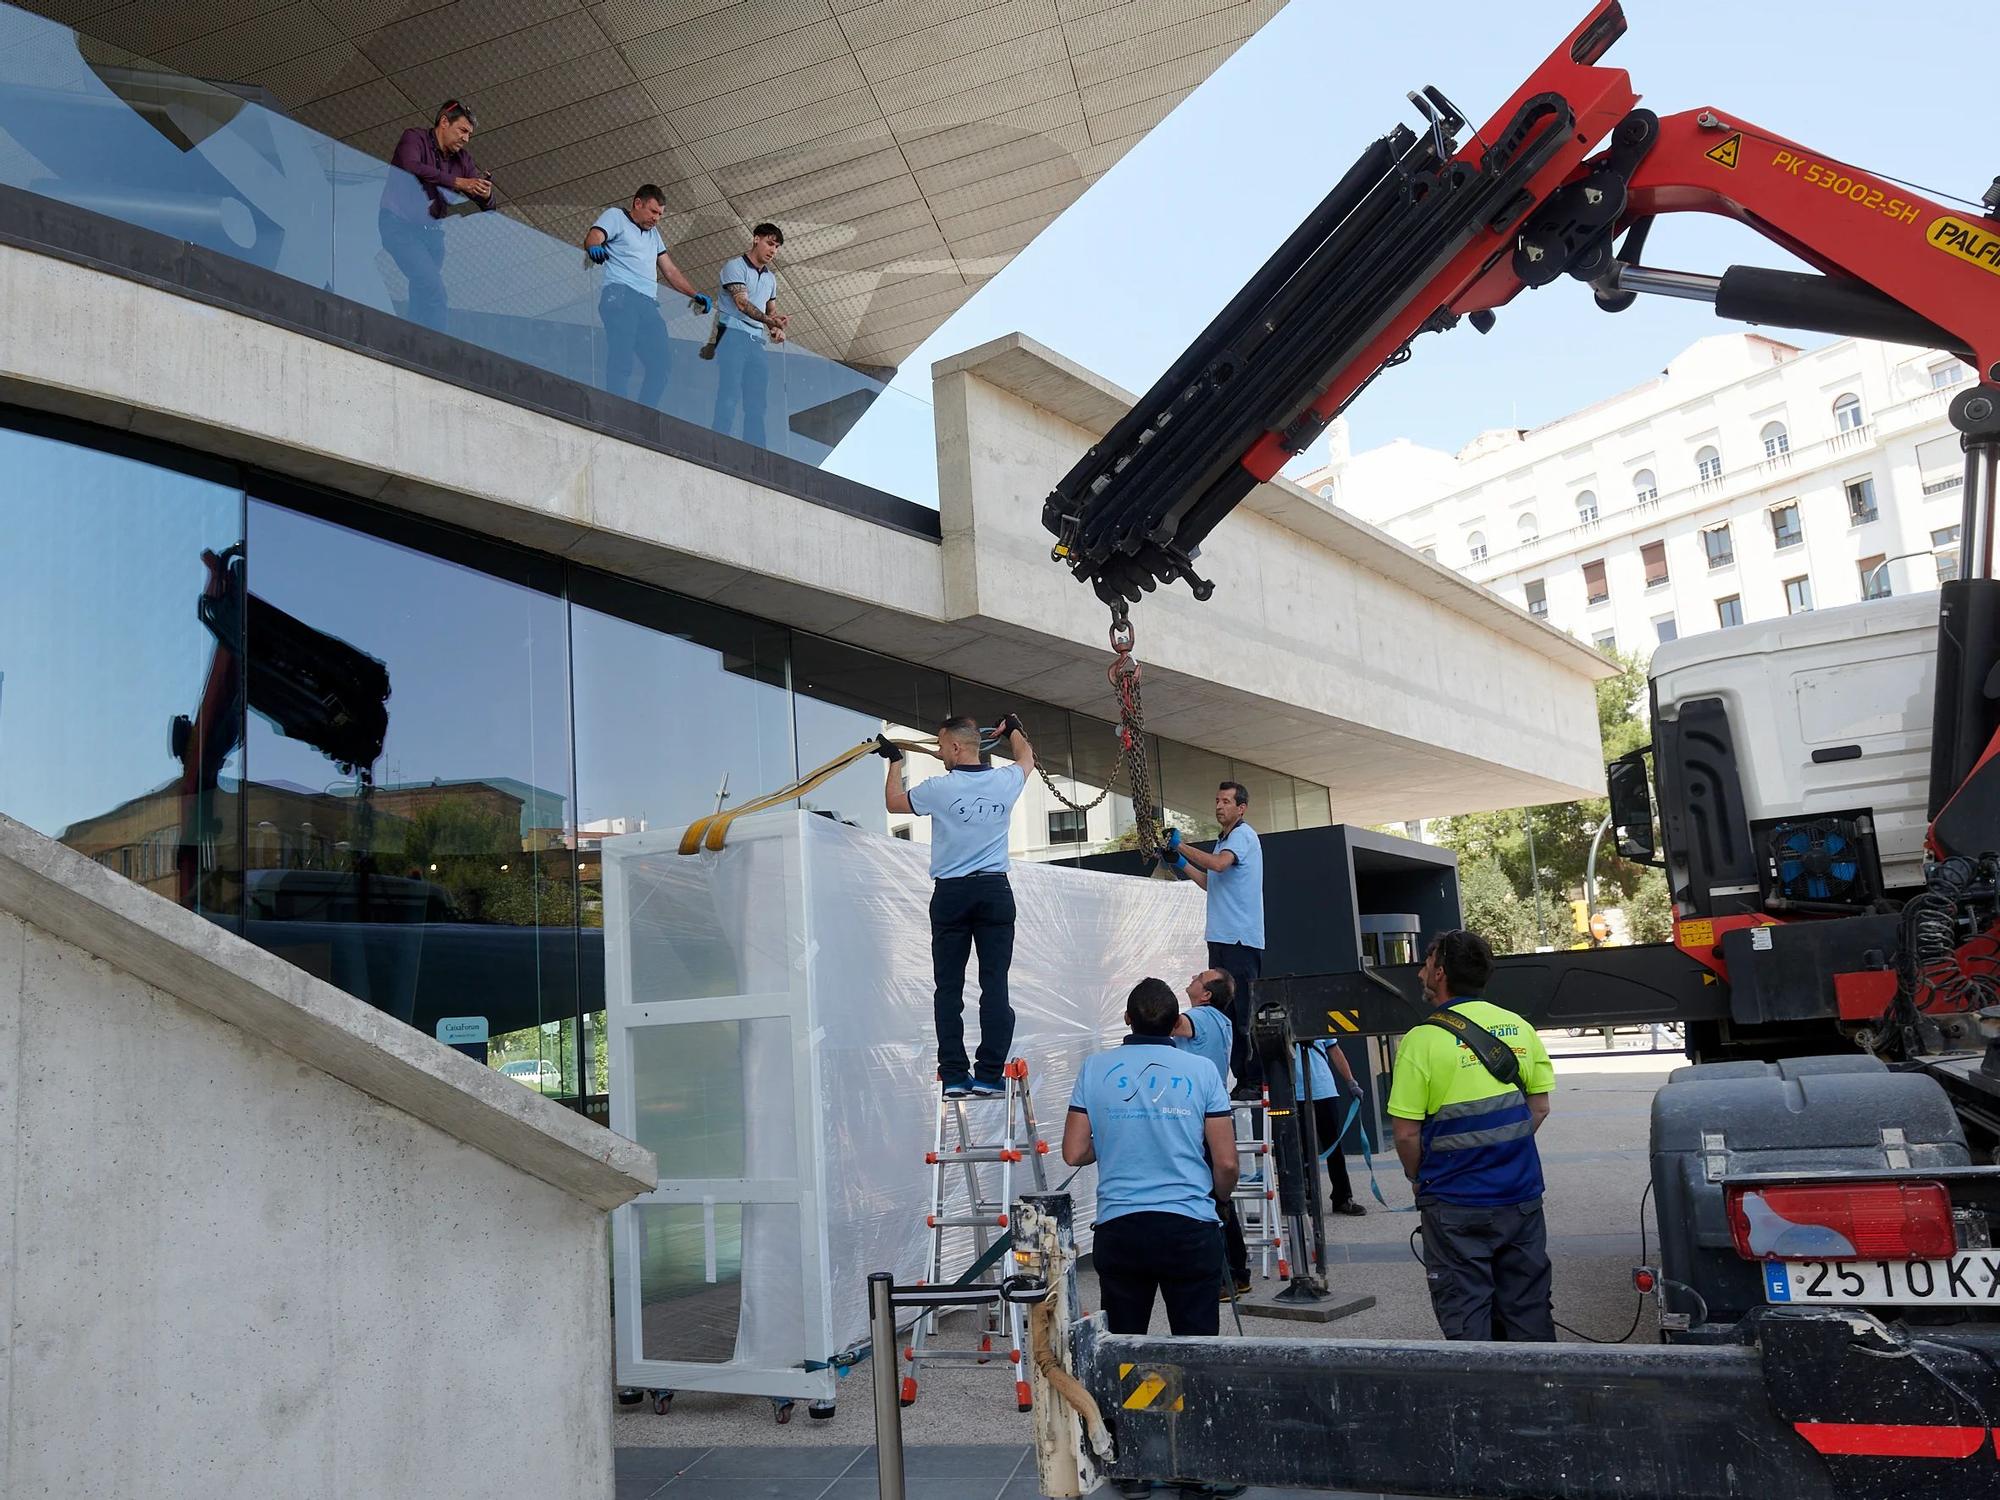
[1607, 751, 1657, 863]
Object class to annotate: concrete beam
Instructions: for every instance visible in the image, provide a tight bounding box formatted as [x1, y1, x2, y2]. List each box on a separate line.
[0, 813, 656, 1212]
[930, 333, 1616, 821]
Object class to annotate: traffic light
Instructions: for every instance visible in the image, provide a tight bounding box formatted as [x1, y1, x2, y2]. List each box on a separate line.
[1569, 899, 1589, 936]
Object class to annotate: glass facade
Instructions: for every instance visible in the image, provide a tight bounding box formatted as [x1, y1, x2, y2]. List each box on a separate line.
[0, 410, 1333, 1111]
[0, 2, 939, 500]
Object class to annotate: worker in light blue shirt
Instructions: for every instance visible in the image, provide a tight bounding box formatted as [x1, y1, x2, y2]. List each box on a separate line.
[880, 714, 1032, 1098]
[582, 185, 709, 409]
[1174, 967, 1253, 1297]
[1159, 781, 1265, 1097]
[708, 222, 786, 448]
[1065, 978, 1237, 1347]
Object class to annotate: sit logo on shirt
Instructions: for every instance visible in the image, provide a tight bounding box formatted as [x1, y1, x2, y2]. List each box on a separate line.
[1110, 1060, 1199, 1118]
[945, 794, 1009, 824]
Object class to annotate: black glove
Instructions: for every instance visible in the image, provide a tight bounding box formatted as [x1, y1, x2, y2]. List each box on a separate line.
[874, 733, 904, 762]
[996, 712, 1025, 739]
[586, 242, 610, 264]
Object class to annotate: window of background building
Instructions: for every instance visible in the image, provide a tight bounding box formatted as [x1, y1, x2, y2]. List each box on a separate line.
[1318, 484, 1335, 499]
[1935, 525, 1962, 582]
[1582, 558, 1609, 605]
[1770, 502, 1803, 549]
[243, 496, 580, 1102]
[1696, 446, 1723, 485]
[1845, 476, 1879, 525]
[1632, 469, 1658, 503]
[1834, 392, 1865, 432]
[1653, 614, 1678, 646]
[1047, 809, 1087, 845]
[1919, 435, 1965, 496]
[1641, 540, 1669, 590]
[1575, 490, 1598, 524]
[1933, 360, 1969, 390]
[0, 416, 247, 930]
[1420, 546, 1436, 561]
[1517, 512, 1538, 544]
[1593, 631, 1617, 654]
[1859, 554, 1890, 600]
[1467, 530, 1487, 563]
[1702, 523, 1734, 569]
[1760, 421, 1790, 459]
[1524, 578, 1548, 617]
[1784, 575, 1815, 614]
[1717, 595, 1744, 628]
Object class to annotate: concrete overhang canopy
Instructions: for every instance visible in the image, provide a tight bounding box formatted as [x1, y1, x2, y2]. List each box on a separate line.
[31, 0, 1288, 370]
[930, 332, 1619, 822]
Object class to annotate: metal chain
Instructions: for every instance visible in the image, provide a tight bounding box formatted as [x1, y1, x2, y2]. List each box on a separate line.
[1107, 616, 1162, 859]
[1037, 763, 1113, 814]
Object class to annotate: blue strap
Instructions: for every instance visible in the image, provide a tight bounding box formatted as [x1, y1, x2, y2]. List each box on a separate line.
[1319, 1092, 1417, 1214]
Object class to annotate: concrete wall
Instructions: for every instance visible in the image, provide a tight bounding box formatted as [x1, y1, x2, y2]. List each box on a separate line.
[0, 815, 656, 1499]
[930, 335, 1616, 821]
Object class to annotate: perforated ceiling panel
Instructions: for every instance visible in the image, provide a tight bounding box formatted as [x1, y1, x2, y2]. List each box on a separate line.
[31, 0, 1284, 370]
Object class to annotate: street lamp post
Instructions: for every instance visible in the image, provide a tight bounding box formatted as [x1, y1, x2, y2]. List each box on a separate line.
[1523, 809, 1549, 949]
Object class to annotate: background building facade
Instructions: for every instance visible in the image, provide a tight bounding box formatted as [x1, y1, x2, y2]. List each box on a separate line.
[1302, 334, 1971, 653]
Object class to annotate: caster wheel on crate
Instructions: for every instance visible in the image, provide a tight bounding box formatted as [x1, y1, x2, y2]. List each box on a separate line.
[773, 1399, 795, 1425]
[807, 1401, 836, 1421]
[651, 1390, 673, 1416]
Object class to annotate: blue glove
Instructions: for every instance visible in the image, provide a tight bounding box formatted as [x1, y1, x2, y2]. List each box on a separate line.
[689, 293, 712, 315]
[587, 242, 610, 264]
[1164, 827, 1182, 853]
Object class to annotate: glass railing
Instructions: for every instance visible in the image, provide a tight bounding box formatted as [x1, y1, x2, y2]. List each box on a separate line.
[0, 3, 938, 505]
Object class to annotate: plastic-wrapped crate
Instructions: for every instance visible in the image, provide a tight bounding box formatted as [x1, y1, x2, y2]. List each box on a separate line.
[605, 810, 1207, 1402]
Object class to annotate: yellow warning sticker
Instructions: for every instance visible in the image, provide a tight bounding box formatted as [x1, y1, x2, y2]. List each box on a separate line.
[1705, 133, 1741, 170]
[1117, 1363, 1184, 1412]
[1326, 1009, 1361, 1033]
[1929, 215, 2000, 277]
[1678, 918, 1715, 949]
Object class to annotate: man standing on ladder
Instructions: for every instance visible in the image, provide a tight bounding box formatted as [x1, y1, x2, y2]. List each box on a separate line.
[880, 715, 1032, 1098]
[1176, 969, 1253, 1297]
[1160, 781, 1265, 1100]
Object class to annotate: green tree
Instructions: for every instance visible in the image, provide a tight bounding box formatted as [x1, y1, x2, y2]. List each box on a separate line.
[1624, 866, 1675, 944]
[1456, 856, 1541, 955]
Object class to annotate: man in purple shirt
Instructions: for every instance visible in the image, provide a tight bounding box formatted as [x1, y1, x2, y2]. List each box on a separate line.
[378, 100, 494, 332]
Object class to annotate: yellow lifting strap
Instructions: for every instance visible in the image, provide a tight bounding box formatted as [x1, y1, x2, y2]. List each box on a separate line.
[676, 737, 932, 855]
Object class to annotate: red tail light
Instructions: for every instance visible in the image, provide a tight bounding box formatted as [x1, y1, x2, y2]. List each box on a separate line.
[1725, 1181, 1955, 1262]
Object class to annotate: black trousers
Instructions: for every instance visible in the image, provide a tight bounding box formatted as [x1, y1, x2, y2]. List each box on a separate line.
[929, 873, 1015, 1085]
[599, 284, 671, 407]
[1418, 1197, 1556, 1341]
[1207, 940, 1263, 1086]
[1094, 1211, 1223, 1336]
[1311, 1096, 1357, 1208]
[1202, 1143, 1250, 1281]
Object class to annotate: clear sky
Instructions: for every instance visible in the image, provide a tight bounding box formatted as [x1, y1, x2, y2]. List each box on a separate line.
[825, 0, 1992, 499]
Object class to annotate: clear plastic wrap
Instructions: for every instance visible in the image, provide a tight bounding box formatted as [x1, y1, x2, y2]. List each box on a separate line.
[605, 810, 1207, 1400]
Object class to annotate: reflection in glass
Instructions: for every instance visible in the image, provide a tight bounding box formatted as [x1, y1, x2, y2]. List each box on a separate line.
[241, 499, 577, 1094]
[571, 573, 791, 1090]
[791, 633, 950, 839]
[0, 421, 246, 926]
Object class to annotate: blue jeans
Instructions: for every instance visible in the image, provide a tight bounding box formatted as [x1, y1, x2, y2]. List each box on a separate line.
[711, 324, 770, 446]
[599, 284, 671, 408]
[379, 213, 445, 331]
[929, 873, 1015, 1086]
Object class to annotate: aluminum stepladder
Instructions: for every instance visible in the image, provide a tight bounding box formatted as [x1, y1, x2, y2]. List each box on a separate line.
[1231, 1089, 1280, 1278]
[902, 1057, 1049, 1412]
